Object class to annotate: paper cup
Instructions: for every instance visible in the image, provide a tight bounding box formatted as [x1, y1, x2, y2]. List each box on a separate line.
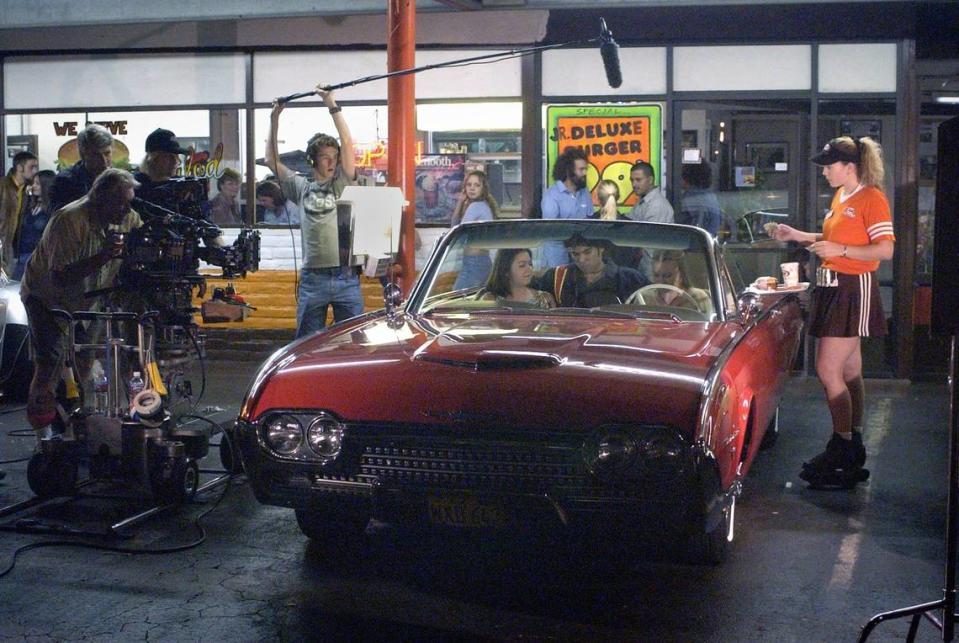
[780, 262, 800, 287]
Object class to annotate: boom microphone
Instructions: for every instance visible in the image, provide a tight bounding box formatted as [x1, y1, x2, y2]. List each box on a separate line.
[599, 18, 622, 89]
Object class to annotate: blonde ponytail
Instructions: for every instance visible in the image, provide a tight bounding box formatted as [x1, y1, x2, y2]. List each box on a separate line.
[856, 136, 885, 190]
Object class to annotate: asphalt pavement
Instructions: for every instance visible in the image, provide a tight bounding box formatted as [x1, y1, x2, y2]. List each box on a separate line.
[0, 358, 950, 642]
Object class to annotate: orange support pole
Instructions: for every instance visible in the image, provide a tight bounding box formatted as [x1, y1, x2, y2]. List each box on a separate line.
[387, 0, 417, 295]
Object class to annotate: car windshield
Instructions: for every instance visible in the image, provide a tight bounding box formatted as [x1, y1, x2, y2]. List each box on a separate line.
[414, 219, 718, 322]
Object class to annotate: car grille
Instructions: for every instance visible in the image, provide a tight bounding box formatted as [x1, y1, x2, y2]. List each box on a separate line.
[355, 438, 645, 499]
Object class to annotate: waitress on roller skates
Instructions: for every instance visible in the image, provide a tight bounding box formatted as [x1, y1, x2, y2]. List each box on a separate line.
[772, 135, 895, 488]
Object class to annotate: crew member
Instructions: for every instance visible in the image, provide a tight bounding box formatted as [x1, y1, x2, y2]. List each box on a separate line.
[49, 123, 114, 214]
[21, 169, 142, 436]
[541, 147, 593, 268]
[267, 85, 360, 338]
[0, 150, 39, 274]
[773, 136, 894, 485]
[134, 128, 190, 207]
[534, 233, 648, 307]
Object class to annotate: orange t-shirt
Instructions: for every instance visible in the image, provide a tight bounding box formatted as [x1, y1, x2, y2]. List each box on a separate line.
[821, 185, 895, 275]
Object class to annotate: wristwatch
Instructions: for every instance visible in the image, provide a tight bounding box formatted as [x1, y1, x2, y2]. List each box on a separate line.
[328, 106, 342, 115]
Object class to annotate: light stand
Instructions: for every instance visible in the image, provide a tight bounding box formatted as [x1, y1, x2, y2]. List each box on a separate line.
[857, 335, 959, 642]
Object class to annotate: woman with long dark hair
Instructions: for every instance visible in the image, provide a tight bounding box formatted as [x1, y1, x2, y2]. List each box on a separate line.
[482, 248, 555, 308]
[13, 169, 55, 280]
[773, 136, 894, 487]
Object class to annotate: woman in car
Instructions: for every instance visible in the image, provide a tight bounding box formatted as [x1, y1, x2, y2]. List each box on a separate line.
[481, 248, 555, 308]
[632, 250, 710, 313]
[451, 171, 498, 290]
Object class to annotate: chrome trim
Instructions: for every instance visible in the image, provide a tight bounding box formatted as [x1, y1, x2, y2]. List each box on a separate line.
[311, 478, 374, 493]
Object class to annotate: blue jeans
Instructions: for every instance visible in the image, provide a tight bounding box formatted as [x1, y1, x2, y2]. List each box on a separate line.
[453, 254, 492, 290]
[296, 268, 364, 338]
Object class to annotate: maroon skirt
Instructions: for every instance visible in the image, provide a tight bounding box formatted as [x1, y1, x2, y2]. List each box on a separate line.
[808, 271, 886, 338]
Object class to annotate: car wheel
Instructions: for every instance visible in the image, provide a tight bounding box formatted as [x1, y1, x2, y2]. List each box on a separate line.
[686, 468, 734, 565]
[152, 458, 199, 505]
[218, 430, 244, 474]
[294, 507, 370, 542]
[759, 406, 780, 450]
[26, 451, 78, 498]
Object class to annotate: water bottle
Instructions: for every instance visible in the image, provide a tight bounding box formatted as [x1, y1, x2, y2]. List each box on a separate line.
[93, 371, 109, 414]
[128, 371, 145, 402]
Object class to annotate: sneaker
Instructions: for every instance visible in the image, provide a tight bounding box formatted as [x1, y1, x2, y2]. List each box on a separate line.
[803, 434, 860, 473]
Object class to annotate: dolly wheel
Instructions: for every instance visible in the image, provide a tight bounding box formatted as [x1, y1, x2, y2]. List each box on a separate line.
[26, 452, 78, 498]
[153, 458, 200, 505]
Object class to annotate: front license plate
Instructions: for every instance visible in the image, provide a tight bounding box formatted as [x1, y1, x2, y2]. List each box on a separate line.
[427, 495, 509, 529]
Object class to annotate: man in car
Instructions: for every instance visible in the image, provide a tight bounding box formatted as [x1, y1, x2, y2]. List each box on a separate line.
[50, 123, 114, 214]
[21, 168, 142, 438]
[535, 233, 648, 307]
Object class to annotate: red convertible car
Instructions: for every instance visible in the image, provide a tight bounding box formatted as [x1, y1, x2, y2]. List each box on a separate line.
[233, 219, 804, 563]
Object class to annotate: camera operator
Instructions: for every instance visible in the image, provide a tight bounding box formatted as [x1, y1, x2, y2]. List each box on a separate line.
[20, 169, 142, 437]
[134, 128, 190, 203]
[49, 123, 114, 215]
[267, 85, 360, 338]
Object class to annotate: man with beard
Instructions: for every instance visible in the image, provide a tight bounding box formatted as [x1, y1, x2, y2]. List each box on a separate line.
[20, 168, 142, 438]
[0, 150, 39, 274]
[49, 123, 114, 214]
[535, 233, 648, 307]
[541, 147, 593, 267]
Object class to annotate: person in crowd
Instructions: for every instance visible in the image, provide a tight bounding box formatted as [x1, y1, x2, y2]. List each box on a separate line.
[628, 160, 674, 224]
[209, 168, 242, 225]
[13, 169, 56, 280]
[134, 128, 190, 204]
[21, 169, 142, 437]
[50, 123, 114, 214]
[589, 180, 646, 273]
[772, 136, 894, 484]
[678, 162, 722, 236]
[592, 178, 620, 221]
[534, 233, 648, 308]
[639, 249, 711, 313]
[256, 180, 300, 225]
[0, 151, 39, 274]
[267, 85, 360, 338]
[451, 170, 498, 290]
[480, 248, 555, 309]
[541, 147, 593, 267]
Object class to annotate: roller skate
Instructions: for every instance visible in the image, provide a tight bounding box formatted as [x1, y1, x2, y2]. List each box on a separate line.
[799, 433, 870, 489]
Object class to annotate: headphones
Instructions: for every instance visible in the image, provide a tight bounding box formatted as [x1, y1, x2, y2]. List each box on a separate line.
[306, 133, 340, 168]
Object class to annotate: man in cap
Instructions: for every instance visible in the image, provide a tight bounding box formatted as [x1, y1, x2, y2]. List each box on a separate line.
[49, 123, 114, 214]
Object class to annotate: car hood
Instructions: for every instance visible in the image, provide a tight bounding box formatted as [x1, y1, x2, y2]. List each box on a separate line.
[247, 312, 738, 435]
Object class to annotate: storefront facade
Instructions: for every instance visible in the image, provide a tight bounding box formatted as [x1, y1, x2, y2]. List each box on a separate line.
[1, 3, 956, 378]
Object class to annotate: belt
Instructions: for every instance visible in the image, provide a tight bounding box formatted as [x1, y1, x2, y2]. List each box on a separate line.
[303, 266, 352, 276]
[816, 266, 839, 287]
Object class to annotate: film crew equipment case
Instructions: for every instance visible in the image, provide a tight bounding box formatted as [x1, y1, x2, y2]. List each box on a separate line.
[932, 116, 959, 335]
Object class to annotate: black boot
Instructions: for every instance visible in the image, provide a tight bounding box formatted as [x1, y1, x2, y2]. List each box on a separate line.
[851, 431, 866, 468]
[802, 433, 858, 471]
[800, 434, 869, 488]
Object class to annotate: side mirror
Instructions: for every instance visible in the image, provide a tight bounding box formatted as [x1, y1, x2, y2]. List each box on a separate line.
[737, 291, 761, 324]
[383, 283, 404, 320]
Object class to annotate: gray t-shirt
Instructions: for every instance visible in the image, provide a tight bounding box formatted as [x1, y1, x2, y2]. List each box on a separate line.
[281, 173, 350, 269]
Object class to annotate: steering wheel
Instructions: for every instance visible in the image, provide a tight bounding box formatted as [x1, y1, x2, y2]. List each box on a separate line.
[625, 283, 701, 311]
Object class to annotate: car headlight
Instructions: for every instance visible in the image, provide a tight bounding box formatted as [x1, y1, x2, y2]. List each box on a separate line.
[307, 414, 344, 459]
[582, 428, 638, 478]
[264, 414, 303, 455]
[582, 425, 686, 482]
